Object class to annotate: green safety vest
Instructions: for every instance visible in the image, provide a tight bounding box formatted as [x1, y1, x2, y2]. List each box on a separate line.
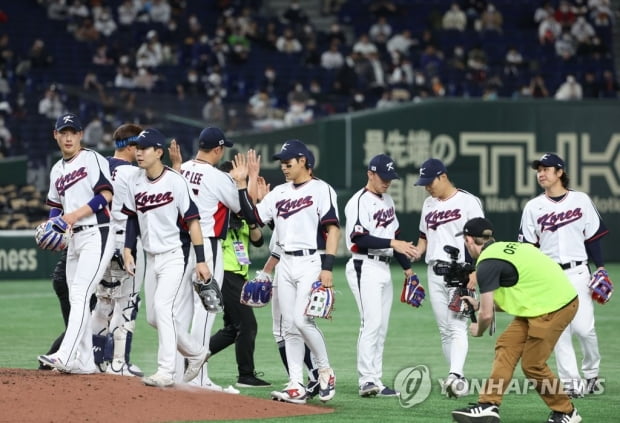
[477, 242, 577, 317]
[222, 220, 251, 278]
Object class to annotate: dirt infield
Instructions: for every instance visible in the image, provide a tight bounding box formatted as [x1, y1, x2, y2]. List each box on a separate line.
[0, 368, 333, 422]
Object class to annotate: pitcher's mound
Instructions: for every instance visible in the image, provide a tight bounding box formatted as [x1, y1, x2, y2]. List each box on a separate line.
[0, 368, 333, 422]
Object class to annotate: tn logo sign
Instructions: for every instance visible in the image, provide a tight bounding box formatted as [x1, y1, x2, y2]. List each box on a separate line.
[393, 364, 432, 408]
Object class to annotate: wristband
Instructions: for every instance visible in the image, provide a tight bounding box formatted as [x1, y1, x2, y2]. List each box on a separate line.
[321, 254, 335, 271]
[194, 245, 205, 263]
[87, 193, 108, 213]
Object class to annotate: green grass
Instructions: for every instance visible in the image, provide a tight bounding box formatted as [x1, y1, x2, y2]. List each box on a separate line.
[1, 265, 619, 422]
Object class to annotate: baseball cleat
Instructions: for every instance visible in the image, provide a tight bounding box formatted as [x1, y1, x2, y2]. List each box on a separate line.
[142, 372, 175, 387]
[359, 381, 380, 397]
[37, 354, 69, 373]
[318, 367, 336, 402]
[586, 377, 602, 395]
[106, 360, 144, 377]
[377, 385, 400, 397]
[444, 373, 469, 398]
[452, 402, 500, 423]
[546, 408, 582, 423]
[183, 347, 209, 382]
[271, 381, 307, 404]
[236, 373, 271, 387]
[306, 379, 320, 398]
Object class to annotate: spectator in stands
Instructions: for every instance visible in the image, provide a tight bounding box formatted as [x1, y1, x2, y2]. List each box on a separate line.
[321, 40, 345, 70]
[284, 99, 313, 127]
[442, 2, 467, 31]
[478, 3, 503, 32]
[282, 0, 309, 30]
[554, 74, 582, 100]
[571, 16, 596, 56]
[322, 0, 346, 16]
[534, 2, 555, 26]
[38, 86, 65, 119]
[582, 71, 600, 98]
[276, 27, 303, 54]
[348, 90, 368, 112]
[599, 70, 619, 98]
[353, 33, 378, 58]
[133, 67, 158, 91]
[28, 39, 54, 68]
[446, 44, 467, 72]
[386, 29, 415, 56]
[376, 89, 397, 109]
[205, 66, 227, 100]
[368, 0, 399, 19]
[0, 115, 12, 158]
[387, 51, 414, 87]
[554, 0, 576, 30]
[504, 46, 524, 78]
[114, 61, 136, 89]
[419, 45, 444, 78]
[176, 68, 205, 99]
[301, 40, 321, 67]
[47, 0, 68, 21]
[538, 15, 562, 45]
[467, 45, 488, 81]
[463, 0, 489, 30]
[431, 76, 446, 97]
[555, 32, 576, 61]
[529, 75, 550, 98]
[117, 0, 138, 27]
[411, 70, 430, 98]
[83, 116, 103, 148]
[150, 0, 172, 24]
[92, 43, 115, 66]
[324, 22, 347, 47]
[227, 25, 251, 64]
[94, 7, 117, 38]
[66, 0, 89, 33]
[74, 17, 100, 42]
[136, 30, 163, 68]
[202, 95, 226, 128]
[254, 20, 278, 51]
[369, 16, 393, 47]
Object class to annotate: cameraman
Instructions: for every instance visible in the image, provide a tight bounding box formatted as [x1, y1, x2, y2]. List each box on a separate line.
[413, 158, 485, 397]
[452, 217, 581, 423]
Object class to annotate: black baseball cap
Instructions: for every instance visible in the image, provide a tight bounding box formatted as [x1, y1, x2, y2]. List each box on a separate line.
[136, 128, 166, 149]
[368, 154, 400, 180]
[198, 127, 233, 149]
[273, 139, 310, 162]
[531, 153, 565, 169]
[456, 217, 494, 237]
[415, 158, 447, 186]
[55, 113, 83, 131]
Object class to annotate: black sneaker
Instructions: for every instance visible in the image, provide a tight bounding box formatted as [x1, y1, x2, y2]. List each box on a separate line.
[306, 379, 320, 398]
[452, 403, 500, 423]
[546, 408, 582, 423]
[585, 377, 602, 394]
[236, 373, 271, 387]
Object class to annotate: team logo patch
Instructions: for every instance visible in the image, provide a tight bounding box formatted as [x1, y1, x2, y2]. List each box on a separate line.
[276, 196, 314, 218]
[135, 191, 174, 212]
[425, 209, 462, 230]
[55, 167, 88, 195]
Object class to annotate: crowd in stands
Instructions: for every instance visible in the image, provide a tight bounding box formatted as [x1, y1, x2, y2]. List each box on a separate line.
[0, 0, 618, 163]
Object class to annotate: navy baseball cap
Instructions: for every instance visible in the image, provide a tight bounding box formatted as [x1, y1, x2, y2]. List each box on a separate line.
[456, 217, 494, 237]
[272, 139, 310, 162]
[415, 158, 447, 186]
[531, 153, 565, 169]
[55, 113, 83, 131]
[136, 128, 166, 149]
[305, 148, 315, 169]
[368, 154, 400, 180]
[198, 127, 233, 149]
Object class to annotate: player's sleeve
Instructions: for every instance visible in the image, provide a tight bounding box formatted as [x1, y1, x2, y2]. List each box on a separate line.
[121, 172, 137, 216]
[91, 151, 114, 195]
[176, 171, 200, 222]
[319, 182, 339, 228]
[216, 171, 241, 213]
[518, 199, 539, 245]
[582, 193, 609, 241]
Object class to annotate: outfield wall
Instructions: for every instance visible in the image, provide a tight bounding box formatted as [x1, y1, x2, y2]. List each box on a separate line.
[2, 99, 619, 279]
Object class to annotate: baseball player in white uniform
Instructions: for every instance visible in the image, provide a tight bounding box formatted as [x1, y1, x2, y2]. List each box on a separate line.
[38, 113, 116, 374]
[519, 153, 609, 397]
[345, 154, 417, 397]
[231, 139, 340, 405]
[91, 123, 144, 377]
[178, 127, 241, 390]
[412, 158, 485, 396]
[121, 128, 211, 387]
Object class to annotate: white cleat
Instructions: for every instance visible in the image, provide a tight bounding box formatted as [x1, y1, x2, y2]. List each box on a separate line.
[106, 360, 144, 377]
[143, 372, 175, 387]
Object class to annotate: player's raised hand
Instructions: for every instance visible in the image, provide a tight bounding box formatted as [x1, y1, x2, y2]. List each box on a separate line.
[230, 152, 249, 186]
[256, 176, 270, 201]
[247, 149, 261, 178]
[168, 139, 182, 171]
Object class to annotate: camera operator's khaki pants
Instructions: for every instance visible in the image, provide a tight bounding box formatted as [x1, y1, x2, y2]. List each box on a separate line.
[479, 297, 578, 413]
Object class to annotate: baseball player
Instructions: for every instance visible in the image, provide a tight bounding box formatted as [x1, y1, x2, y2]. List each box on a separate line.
[38, 113, 116, 374]
[121, 128, 211, 387]
[177, 127, 242, 390]
[412, 158, 485, 396]
[344, 154, 417, 397]
[91, 123, 145, 377]
[230, 139, 339, 405]
[519, 153, 609, 397]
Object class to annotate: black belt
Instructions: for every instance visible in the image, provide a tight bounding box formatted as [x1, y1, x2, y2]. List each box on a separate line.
[559, 261, 585, 270]
[100, 280, 121, 288]
[116, 230, 124, 235]
[73, 225, 95, 233]
[368, 254, 391, 264]
[285, 249, 316, 256]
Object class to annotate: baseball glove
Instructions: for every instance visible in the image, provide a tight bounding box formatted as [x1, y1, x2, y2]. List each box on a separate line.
[400, 274, 425, 308]
[589, 269, 613, 304]
[34, 217, 71, 251]
[305, 281, 335, 319]
[193, 277, 224, 313]
[240, 271, 273, 307]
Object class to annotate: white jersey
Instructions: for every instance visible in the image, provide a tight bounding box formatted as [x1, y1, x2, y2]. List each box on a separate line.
[108, 157, 140, 232]
[419, 189, 484, 263]
[518, 190, 607, 263]
[122, 167, 200, 254]
[255, 177, 339, 251]
[179, 160, 240, 239]
[47, 148, 113, 226]
[344, 187, 399, 256]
